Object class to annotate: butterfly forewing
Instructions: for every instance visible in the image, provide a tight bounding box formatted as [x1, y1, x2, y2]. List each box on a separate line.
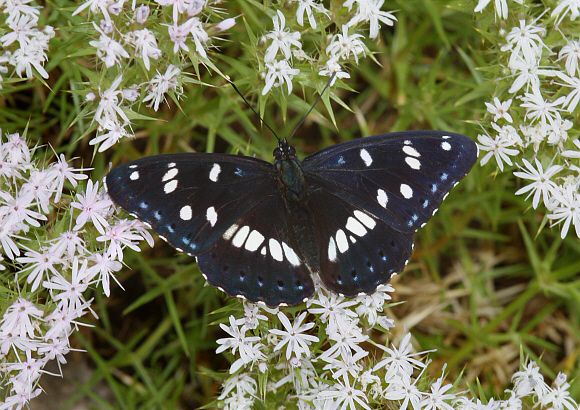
[105, 153, 278, 256]
[302, 131, 478, 234]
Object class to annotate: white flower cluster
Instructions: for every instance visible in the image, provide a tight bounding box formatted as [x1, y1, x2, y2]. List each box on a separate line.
[0, 0, 55, 85]
[0, 131, 153, 408]
[474, 3, 580, 239]
[261, 0, 396, 94]
[216, 281, 578, 409]
[70, 0, 235, 152]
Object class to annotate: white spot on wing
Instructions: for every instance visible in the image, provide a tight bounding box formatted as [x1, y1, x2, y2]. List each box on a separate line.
[164, 180, 177, 194]
[377, 189, 388, 208]
[209, 163, 221, 182]
[441, 141, 452, 151]
[328, 237, 337, 262]
[223, 224, 239, 240]
[180, 205, 192, 221]
[403, 145, 420, 157]
[130, 171, 139, 180]
[282, 242, 300, 266]
[405, 157, 421, 170]
[129, 164, 137, 169]
[346, 216, 367, 237]
[400, 183, 413, 199]
[335, 229, 349, 253]
[245, 230, 264, 251]
[260, 246, 267, 255]
[162, 168, 178, 182]
[269, 239, 283, 261]
[442, 135, 450, 139]
[168, 162, 176, 168]
[232, 225, 250, 248]
[359, 149, 373, 166]
[354, 210, 376, 229]
[206, 206, 217, 226]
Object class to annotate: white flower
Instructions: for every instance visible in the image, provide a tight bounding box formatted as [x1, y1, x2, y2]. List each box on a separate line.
[477, 130, 519, 171]
[383, 374, 424, 410]
[155, 0, 190, 22]
[373, 333, 429, 380]
[128, 29, 162, 70]
[551, 0, 580, 25]
[215, 18, 236, 32]
[513, 159, 562, 209]
[295, 0, 327, 29]
[168, 23, 190, 53]
[216, 315, 261, 373]
[308, 291, 357, 335]
[347, 0, 397, 39]
[540, 373, 578, 410]
[43, 258, 90, 313]
[94, 75, 128, 125]
[519, 88, 566, 130]
[183, 17, 209, 58]
[547, 185, 580, 239]
[16, 248, 63, 291]
[72, 0, 113, 22]
[70, 179, 113, 234]
[546, 113, 573, 147]
[0, 298, 44, 340]
[90, 119, 132, 152]
[135, 5, 149, 23]
[556, 72, 580, 112]
[262, 59, 300, 95]
[559, 40, 580, 76]
[143, 64, 181, 111]
[89, 23, 130, 68]
[48, 153, 90, 202]
[474, 0, 508, 19]
[9, 41, 49, 79]
[320, 375, 371, 410]
[512, 361, 551, 399]
[485, 97, 513, 122]
[318, 58, 351, 85]
[420, 366, 456, 410]
[508, 58, 542, 94]
[264, 11, 302, 62]
[327, 24, 366, 63]
[501, 20, 546, 67]
[269, 312, 319, 360]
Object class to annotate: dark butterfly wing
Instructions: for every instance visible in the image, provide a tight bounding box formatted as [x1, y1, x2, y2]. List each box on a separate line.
[303, 131, 477, 233]
[307, 191, 414, 296]
[105, 153, 314, 307]
[302, 131, 477, 295]
[197, 193, 315, 307]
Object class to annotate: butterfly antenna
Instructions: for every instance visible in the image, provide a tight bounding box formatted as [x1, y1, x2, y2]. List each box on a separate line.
[226, 76, 281, 142]
[288, 72, 337, 142]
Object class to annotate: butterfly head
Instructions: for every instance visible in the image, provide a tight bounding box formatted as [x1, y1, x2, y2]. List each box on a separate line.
[273, 138, 296, 161]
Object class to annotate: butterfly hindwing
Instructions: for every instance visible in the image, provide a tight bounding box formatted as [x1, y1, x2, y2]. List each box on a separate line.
[105, 153, 278, 256]
[197, 193, 315, 307]
[306, 189, 414, 296]
[302, 131, 477, 234]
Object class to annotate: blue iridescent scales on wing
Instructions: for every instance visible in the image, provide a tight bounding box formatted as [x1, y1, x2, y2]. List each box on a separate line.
[105, 130, 477, 307]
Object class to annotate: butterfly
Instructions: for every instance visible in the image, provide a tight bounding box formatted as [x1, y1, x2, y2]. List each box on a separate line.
[105, 131, 477, 307]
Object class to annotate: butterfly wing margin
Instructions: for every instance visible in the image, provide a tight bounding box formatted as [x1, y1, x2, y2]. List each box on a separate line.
[197, 193, 315, 307]
[302, 131, 477, 234]
[105, 153, 279, 256]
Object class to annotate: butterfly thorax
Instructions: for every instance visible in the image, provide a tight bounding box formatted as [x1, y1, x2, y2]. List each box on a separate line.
[274, 139, 307, 202]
